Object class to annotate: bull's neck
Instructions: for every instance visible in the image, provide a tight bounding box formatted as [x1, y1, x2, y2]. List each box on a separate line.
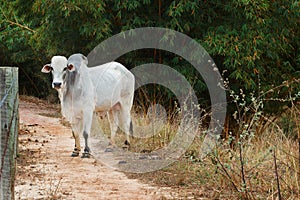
[62, 70, 83, 101]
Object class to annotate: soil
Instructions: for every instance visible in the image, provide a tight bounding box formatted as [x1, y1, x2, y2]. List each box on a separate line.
[15, 97, 176, 200]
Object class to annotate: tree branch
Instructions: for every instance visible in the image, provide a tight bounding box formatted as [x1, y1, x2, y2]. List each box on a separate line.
[6, 20, 36, 33]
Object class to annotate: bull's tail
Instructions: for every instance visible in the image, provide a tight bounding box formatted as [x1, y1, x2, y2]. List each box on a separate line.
[129, 120, 133, 137]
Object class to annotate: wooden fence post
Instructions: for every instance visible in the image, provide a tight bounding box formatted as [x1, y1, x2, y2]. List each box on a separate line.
[0, 68, 3, 199]
[0, 67, 18, 200]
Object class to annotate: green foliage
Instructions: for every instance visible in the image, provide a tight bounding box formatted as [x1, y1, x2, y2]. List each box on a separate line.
[0, 0, 299, 115]
[203, 0, 299, 89]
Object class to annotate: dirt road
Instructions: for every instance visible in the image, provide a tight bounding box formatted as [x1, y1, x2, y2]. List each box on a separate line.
[15, 97, 174, 199]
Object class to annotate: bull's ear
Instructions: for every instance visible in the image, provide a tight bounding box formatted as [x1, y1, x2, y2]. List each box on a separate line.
[41, 64, 52, 73]
[67, 63, 75, 72]
[82, 55, 88, 65]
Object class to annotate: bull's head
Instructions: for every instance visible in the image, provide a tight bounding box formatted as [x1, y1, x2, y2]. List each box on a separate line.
[41, 56, 68, 90]
[67, 53, 88, 72]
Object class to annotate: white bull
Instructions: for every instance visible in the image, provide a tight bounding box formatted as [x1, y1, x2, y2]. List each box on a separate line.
[42, 54, 135, 158]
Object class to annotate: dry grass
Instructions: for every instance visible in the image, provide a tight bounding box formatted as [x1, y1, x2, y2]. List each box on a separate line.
[126, 108, 300, 200]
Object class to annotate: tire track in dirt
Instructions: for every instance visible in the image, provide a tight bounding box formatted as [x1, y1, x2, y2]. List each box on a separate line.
[15, 98, 175, 200]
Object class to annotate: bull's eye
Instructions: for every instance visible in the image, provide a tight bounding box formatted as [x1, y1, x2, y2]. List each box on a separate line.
[63, 67, 67, 71]
[46, 66, 53, 72]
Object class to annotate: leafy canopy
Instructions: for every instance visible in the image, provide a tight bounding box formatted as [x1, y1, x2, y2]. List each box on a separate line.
[0, 0, 299, 115]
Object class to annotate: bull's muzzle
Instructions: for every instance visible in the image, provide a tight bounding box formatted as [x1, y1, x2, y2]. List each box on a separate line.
[53, 82, 62, 89]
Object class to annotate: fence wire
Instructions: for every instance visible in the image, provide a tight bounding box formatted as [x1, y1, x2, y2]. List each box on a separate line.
[0, 67, 18, 200]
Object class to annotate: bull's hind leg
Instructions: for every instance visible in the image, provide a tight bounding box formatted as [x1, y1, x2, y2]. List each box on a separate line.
[71, 130, 81, 157]
[108, 110, 119, 146]
[120, 108, 133, 148]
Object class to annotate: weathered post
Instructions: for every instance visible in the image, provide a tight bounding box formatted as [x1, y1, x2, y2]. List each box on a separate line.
[0, 67, 18, 200]
[0, 68, 3, 199]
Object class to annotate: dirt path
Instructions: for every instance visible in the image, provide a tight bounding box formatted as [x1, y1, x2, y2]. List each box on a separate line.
[15, 98, 174, 200]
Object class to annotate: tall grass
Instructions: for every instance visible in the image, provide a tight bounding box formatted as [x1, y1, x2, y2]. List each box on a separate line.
[126, 78, 300, 199]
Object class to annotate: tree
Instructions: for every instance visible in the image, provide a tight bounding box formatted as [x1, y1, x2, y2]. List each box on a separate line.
[0, 0, 299, 118]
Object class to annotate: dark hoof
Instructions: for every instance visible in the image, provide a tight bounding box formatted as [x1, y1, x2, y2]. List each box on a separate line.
[81, 146, 91, 158]
[122, 145, 130, 150]
[118, 160, 127, 164]
[105, 147, 113, 152]
[141, 149, 151, 153]
[81, 152, 91, 158]
[139, 155, 148, 160]
[71, 151, 80, 157]
[122, 140, 130, 150]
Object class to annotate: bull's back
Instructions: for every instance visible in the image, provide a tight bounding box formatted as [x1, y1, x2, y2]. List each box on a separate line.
[88, 62, 134, 111]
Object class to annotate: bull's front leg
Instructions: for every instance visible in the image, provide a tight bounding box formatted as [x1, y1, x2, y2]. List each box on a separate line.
[82, 131, 90, 158]
[81, 111, 94, 158]
[71, 130, 81, 157]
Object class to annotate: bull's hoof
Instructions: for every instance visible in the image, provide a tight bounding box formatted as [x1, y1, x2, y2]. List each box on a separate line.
[122, 145, 129, 150]
[81, 147, 91, 158]
[122, 141, 130, 150]
[81, 152, 91, 158]
[71, 151, 80, 157]
[105, 147, 113, 152]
